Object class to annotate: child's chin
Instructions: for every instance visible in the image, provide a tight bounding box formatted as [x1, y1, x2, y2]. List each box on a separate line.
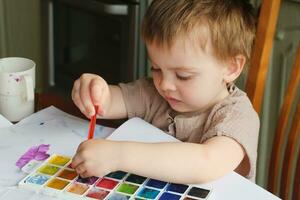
[169, 104, 189, 113]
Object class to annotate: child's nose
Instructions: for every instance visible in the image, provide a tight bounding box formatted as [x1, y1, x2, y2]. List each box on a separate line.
[159, 77, 176, 91]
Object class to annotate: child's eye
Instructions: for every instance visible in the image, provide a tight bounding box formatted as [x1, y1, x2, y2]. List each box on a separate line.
[176, 74, 192, 81]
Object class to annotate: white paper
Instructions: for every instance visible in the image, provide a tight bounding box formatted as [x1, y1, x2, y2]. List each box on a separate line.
[107, 117, 179, 142]
[0, 187, 36, 200]
[16, 106, 115, 138]
[0, 114, 12, 128]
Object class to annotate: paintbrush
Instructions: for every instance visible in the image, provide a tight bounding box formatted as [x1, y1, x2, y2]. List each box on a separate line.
[87, 105, 99, 140]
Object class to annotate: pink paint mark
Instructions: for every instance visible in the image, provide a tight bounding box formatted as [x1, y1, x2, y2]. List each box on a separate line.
[9, 74, 21, 82]
[16, 144, 50, 169]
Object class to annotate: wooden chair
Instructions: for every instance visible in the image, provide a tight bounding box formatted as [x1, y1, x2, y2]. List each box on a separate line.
[294, 155, 300, 200]
[245, 0, 282, 113]
[271, 45, 299, 200]
[245, 0, 300, 199]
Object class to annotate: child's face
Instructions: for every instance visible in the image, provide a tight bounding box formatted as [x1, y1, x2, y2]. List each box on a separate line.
[147, 37, 231, 113]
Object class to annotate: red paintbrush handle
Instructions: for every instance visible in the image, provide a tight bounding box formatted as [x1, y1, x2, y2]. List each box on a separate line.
[87, 105, 99, 140]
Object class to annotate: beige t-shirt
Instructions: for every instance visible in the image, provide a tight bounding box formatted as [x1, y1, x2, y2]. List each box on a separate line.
[119, 78, 260, 182]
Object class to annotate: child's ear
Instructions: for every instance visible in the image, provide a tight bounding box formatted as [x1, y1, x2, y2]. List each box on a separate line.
[223, 54, 246, 83]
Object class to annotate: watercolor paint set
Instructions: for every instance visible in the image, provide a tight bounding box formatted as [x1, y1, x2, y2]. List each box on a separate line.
[19, 154, 213, 200]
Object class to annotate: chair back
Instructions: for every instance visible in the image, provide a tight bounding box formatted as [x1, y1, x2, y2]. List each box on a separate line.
[245, 0, 300, 199]
[245, 0, 282, 113]
[268, 44, 299, 199]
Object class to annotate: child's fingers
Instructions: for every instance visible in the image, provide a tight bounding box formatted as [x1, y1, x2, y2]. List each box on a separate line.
[90, 79, 105, 115]
[79, 76, 95, 117]
[80, 170, 92, 178]
[76, 140, 90, 154]
[75, 164, 86, 175]
[97, 85, 109, 116]
[90, 79, 103, 105]
[72, 74, 106, 117]
[75, 142, 84, 153]
[71, 154, 84, 169]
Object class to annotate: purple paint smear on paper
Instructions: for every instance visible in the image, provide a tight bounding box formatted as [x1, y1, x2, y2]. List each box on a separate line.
[16, 144, 50, 169]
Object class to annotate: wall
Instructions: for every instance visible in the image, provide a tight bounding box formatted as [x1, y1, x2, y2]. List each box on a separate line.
[0, 0, 42, 91]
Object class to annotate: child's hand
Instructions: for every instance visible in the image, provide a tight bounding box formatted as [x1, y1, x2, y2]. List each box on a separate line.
[71, 139, 121, 178]
[72, 73, 111, 118]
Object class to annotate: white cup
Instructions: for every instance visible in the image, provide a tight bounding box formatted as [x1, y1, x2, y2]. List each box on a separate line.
[0, 57, 36, 122]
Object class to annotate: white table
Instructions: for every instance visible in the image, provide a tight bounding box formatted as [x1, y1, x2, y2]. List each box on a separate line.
[0, 107, 280, 200]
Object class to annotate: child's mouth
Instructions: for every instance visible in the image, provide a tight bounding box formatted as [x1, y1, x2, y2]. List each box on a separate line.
[165, 96, 181, 105]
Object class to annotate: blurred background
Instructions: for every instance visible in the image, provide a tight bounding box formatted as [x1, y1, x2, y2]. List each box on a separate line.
[0, 0, 299, 197]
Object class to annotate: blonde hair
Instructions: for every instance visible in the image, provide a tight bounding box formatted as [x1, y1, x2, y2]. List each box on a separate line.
[141, 0, 257, 67]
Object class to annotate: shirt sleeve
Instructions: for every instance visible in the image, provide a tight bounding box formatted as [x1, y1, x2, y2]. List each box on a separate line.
[201, 101, 260, 181]
[118, 78, 158, 119]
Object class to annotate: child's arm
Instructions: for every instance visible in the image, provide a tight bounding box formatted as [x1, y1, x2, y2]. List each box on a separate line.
[72, 73, 127, 119]
[120, 136, 246, 183]
[72, 135, 246, 183]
